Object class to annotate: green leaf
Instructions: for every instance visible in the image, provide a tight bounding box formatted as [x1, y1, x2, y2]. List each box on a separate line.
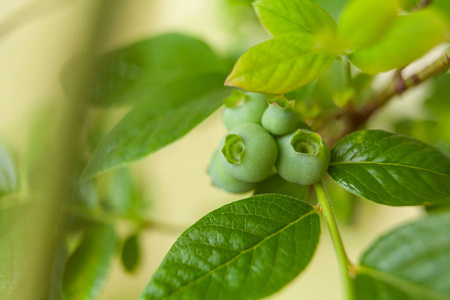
[290, 58, 350, 120]
[49, 242, 69, 300]
[432, 0, 450, 27]
[106, 168, 147, 219]
[313, 0, 349, 21]
[226, 33, 335, 94]
[425, 197, 450, 214]
[349, 9, 448, 74]
[62, 33, 225, 107]
[81, 74, 231, 181]
[228, 0, 254, 5]
[139, 194, 320, 299]
[315, 58, 350, 107]
[425, 73, 450, 155]
[253, 0, 337, 36]
[121, 234, 140, 273]
[352, 72, 375, 107]
[355, 212, 450, 299]
[339, 0, 398, 48]
[395, 119, 449, 156]
[0, 145, 18, 197]
[328, 130, 450, 206]
[254, 174, 308, 200]
[62, 224, 117, 300]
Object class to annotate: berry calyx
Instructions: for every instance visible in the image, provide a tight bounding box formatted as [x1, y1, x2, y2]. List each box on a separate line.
[219, 123, 277, 182]
[222, 91, 267, 130]
[276, 129, 330, 185]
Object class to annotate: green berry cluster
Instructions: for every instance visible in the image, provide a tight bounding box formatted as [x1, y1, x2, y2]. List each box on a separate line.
[208, 91, 330, 194]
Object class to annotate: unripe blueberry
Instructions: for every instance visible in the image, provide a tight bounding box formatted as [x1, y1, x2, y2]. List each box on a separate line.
[219, 123, 277, 182]
[276, 129, 330, 185]
[208, 150, 255, 194]
[261, 96, 297, 135]
[222, 91, 267, 130]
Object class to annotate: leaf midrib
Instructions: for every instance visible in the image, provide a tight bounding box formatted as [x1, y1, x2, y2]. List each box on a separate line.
[329, 161, 450, 178]
[228, 51, 330, 84]
[357, 265, 450, 300]
[161, 209, 317, 299]
[255, 4, 315, 34]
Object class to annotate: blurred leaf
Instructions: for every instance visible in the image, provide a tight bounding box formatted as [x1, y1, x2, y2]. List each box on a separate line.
[352, 72, 375, 107]
[349, 9, 448, 74]
[285, 81, 317, 103]
[328, 130, 450, 206]
[121, 234, 140, 273]
[81, 73, 231, 181]
[254, 174, 308, 200]
[316, 58, 351, 107]
[227, 0, 254, 5]
[432, 0, 450, 26]
[140, 194, 320, 299]
[0, 145, 18, 197]
[425, 196, 450, 214]
[339, 0, 398, 48]
[62, 224, 117, 300]
[226, 32, 335, 94]
[322, 59, 348, 95]
[254, 0, 337, 36]
[62, 33, 226, 107]
[425, 72, 450, 154]
[355, 212, 450, 299]
[86, 112, 111, 154]
[0, 207, 29, 298]
[74, 179, 99, 209]
[106, 168, 146, 219]
[25, 104, 56, 171]
[292, 59, 348, 120]
[49, 242, 69, 300]
[425, 73, 450, 114]
[395, 119, 449, 156]
[312, 0, 349, 21]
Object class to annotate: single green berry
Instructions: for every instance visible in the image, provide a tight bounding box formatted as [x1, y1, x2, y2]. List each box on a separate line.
[261, 96, 297, 135]
[222, 91, 267, 130]
[276, 129, 330, 185]
[219, 123, 277, 182]
[208, 150, 255, 194]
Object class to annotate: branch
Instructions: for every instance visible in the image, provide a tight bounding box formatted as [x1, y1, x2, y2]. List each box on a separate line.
[327, 48, 450, 146]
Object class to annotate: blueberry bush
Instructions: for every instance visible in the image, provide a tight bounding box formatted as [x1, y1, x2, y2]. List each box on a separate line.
[1, 0, 450, 299]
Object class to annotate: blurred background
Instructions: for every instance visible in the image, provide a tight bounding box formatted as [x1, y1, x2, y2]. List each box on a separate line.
[0, 0, 447, 299]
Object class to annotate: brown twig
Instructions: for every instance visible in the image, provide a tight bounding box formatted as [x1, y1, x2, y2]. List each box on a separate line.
[322, 48, 450, 146]
[413, 0, 432, 11]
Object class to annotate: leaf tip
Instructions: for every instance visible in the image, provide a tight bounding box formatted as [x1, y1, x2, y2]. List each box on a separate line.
[224, 73, 237, 87]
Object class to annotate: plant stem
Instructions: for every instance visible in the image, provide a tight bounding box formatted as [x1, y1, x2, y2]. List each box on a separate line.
[344, 56, 352, 87]
[314, 181, 355, 300]
[357, 48, 450, 122]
